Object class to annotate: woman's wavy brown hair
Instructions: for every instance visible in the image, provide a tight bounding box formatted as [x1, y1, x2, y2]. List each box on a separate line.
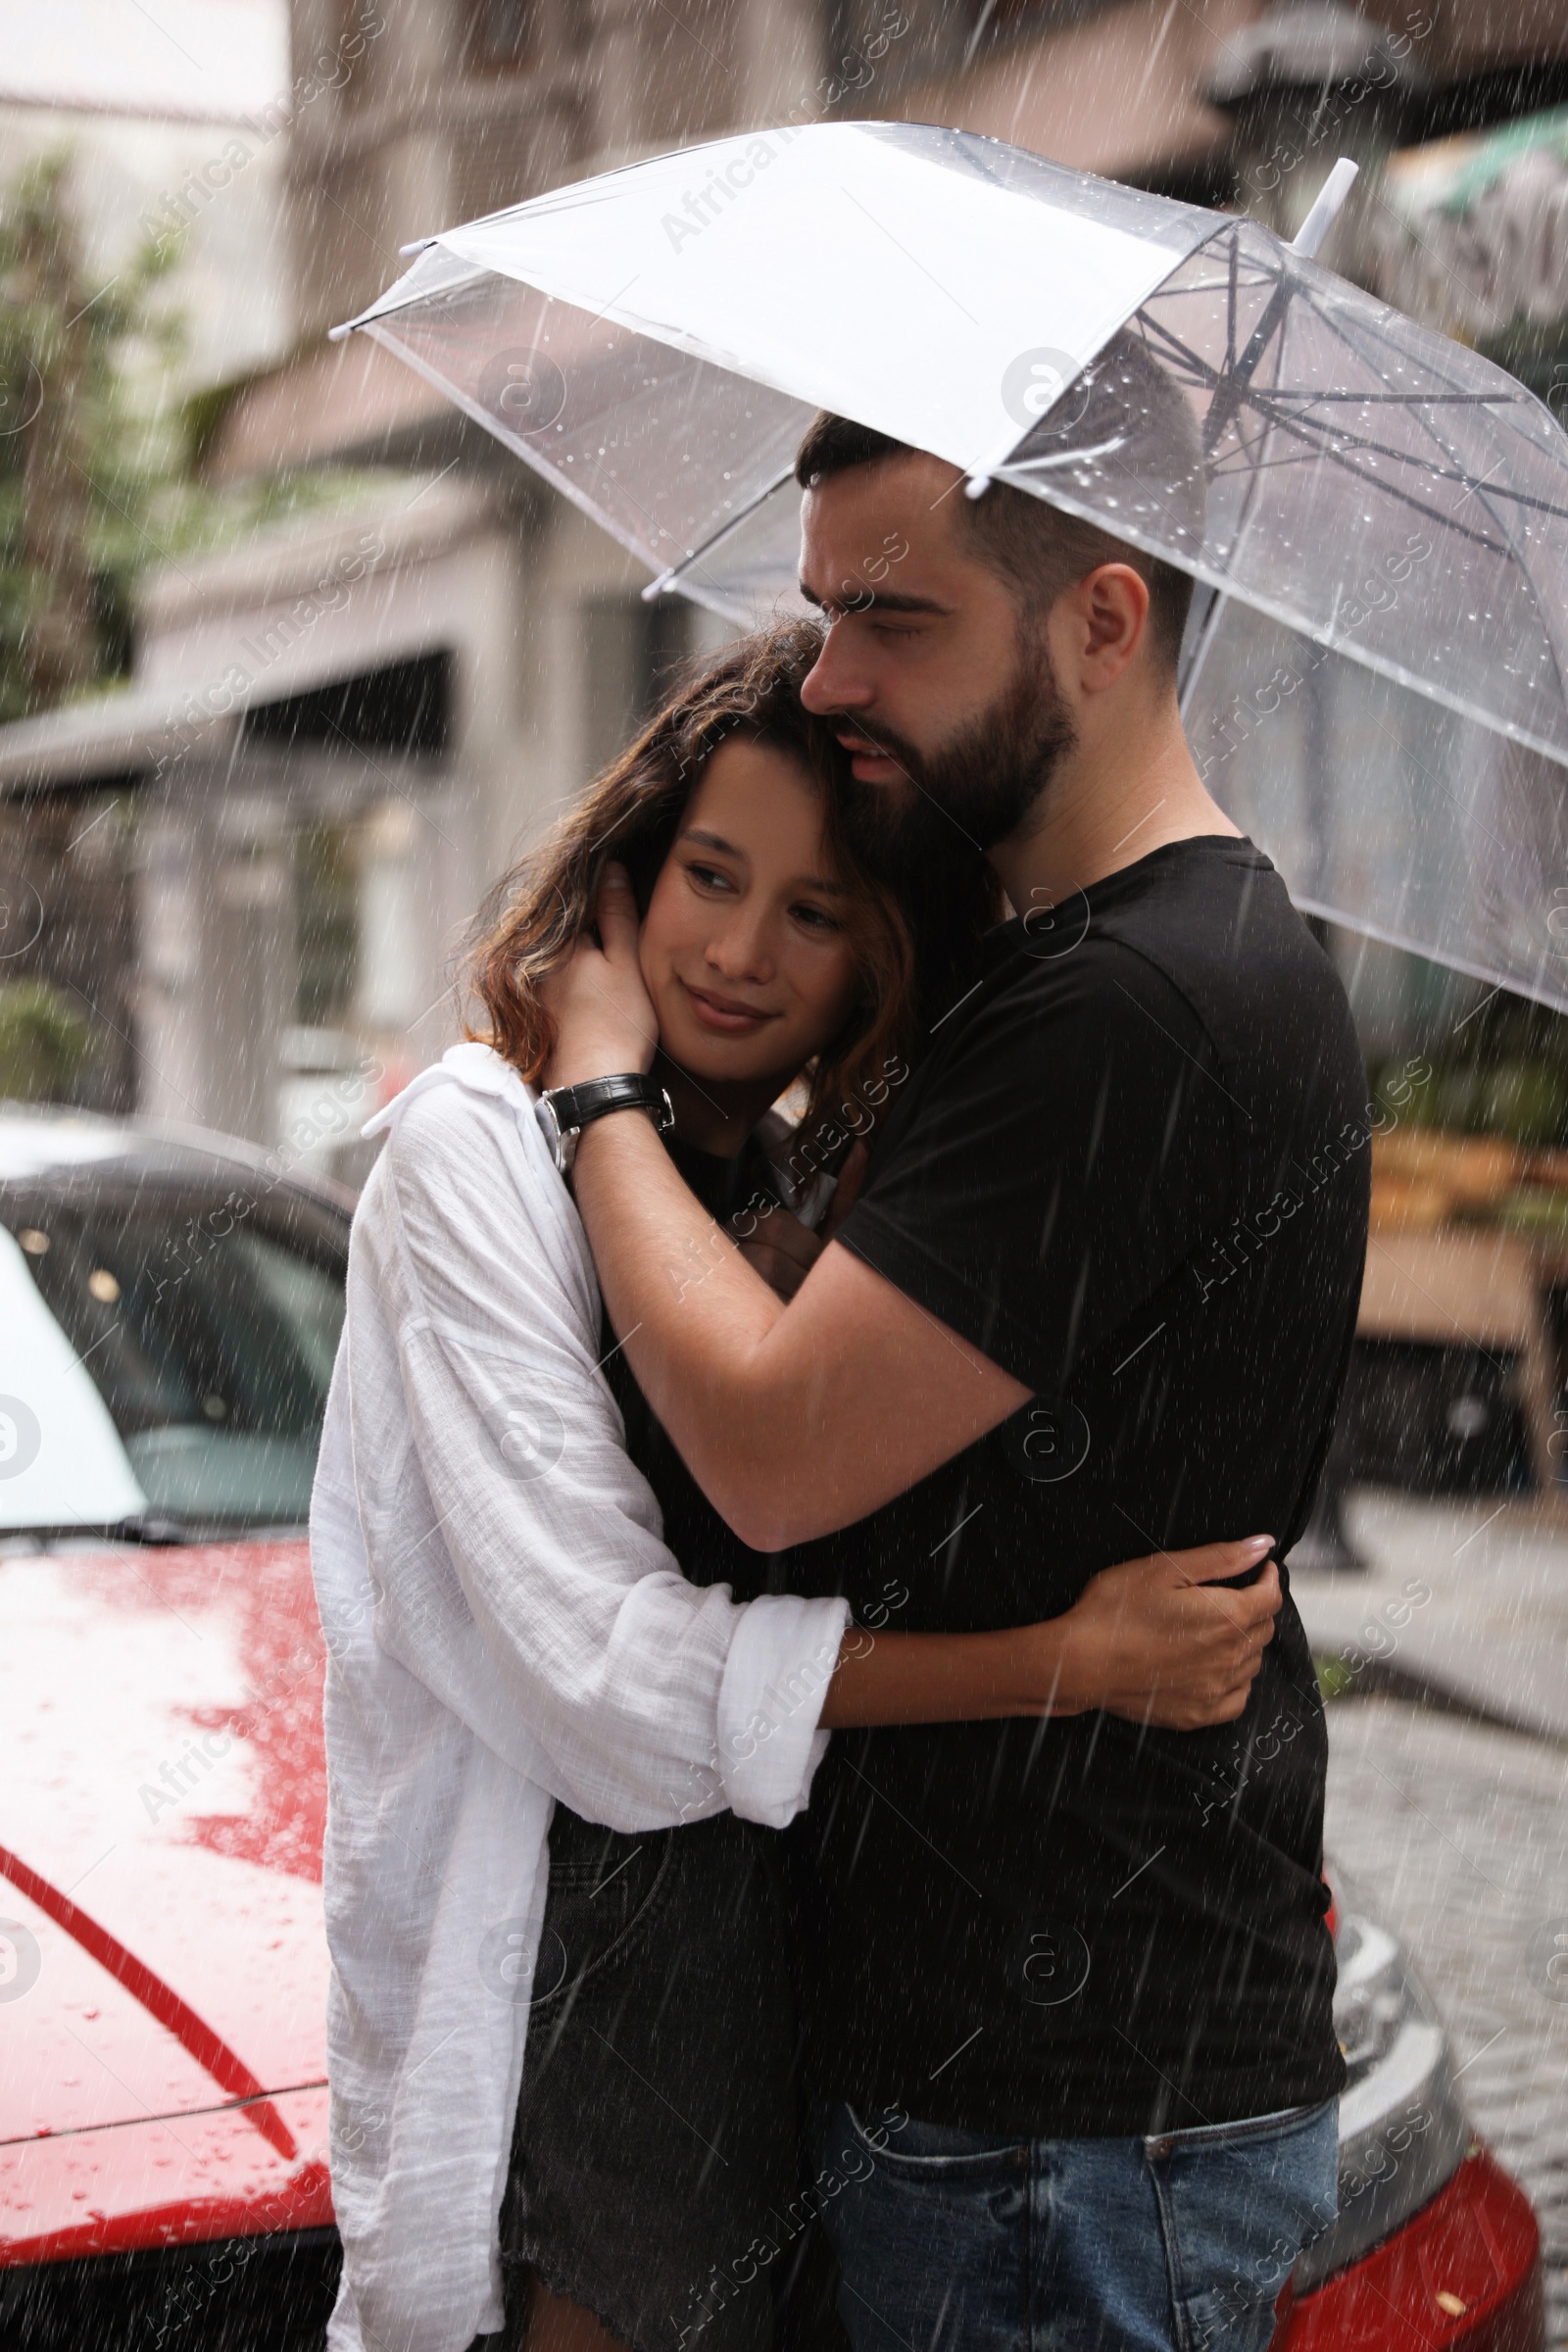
[465, 619, 993, 1140]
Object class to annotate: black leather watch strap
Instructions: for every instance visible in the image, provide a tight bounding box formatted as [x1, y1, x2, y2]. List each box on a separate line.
[549, 1074, 674, 1134]
[537, 1073, 674, 1171]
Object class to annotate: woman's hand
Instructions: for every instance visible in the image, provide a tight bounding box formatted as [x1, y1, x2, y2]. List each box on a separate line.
[1042, 1537, 1281, 1731]
[540, 863, 659, 1089]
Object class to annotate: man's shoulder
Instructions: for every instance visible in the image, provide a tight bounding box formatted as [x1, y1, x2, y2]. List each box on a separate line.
[947, 837, 1355, 1112]
[1081, 838, 1365, 1139]
[1090, 837, 1329, 991]
[975, 920, 1219, 1067]
[1086, 837, 1355, 1069]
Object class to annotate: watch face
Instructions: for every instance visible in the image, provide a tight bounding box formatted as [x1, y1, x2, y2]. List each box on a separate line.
[534, 1094, 572, 1173]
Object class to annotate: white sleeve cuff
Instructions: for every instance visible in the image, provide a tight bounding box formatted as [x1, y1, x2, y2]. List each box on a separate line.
[715, 1592, 851, 1829]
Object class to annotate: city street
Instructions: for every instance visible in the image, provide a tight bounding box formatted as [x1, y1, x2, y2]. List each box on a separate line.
[1325, 1694, 1568, 2347]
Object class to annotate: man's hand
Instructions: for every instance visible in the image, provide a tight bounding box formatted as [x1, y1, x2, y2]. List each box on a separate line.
[1042, 1537, 1281, 1731]
[540, 863, 658, 1089]
[731, 1202, 824, 1301]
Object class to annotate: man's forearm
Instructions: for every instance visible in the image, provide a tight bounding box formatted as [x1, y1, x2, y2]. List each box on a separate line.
[546, 867, 1027, 1539]
[571, 1108, 1023, 1546]
[571, 1109, 806, 1539]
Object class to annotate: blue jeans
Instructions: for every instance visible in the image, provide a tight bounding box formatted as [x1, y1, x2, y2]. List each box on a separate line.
[818, 2097, 1340, 2352]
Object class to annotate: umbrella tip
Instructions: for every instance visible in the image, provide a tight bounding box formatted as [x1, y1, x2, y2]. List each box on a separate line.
[1288, 157, 1360, 262]
[327, 322, 352, 342]
[964, 473, 992, 501]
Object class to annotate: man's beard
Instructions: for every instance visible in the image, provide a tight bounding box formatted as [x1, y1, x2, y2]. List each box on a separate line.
[852, 623, 1077, 872]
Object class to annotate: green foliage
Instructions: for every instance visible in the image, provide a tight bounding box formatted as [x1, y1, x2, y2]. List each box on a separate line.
[0, 976, 95, 1101]
[0, 149, 378, 726]
[1372, 984, 1568, 1148]
[1477, 317, 1568, 409]
[0, 150, 185, 719]
[1315, 1653, 1357, 1703]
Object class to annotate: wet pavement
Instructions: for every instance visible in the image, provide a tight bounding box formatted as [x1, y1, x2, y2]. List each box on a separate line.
[1293, 1490, 1568, 1743]
[1324, 1694, 1568, 2349]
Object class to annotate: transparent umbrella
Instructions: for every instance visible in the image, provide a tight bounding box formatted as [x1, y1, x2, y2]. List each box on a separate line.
[333, 121, 1568, 1012]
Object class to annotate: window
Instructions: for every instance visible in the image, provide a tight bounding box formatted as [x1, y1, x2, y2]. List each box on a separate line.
[464, 0, 536, 74]
[963, 0, 1084, 46]
[7, 1184, 348, 1531]
[243, 652, 453, 758]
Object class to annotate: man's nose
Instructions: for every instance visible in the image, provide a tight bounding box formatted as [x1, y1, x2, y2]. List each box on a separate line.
[801, 624, 873, 715]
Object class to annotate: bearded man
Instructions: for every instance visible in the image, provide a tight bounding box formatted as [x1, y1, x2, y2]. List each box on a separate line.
[543, 337, 1368, 2352]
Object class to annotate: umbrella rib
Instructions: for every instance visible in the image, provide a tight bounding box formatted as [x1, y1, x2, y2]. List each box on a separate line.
[1217, 419, 1517, 556]
[1298, 299, 1568, 520]
[1144, 300, 1550, 504]
[1200, 260, 1295, 456]
[1152, 320, 1504, 489]
[1143, 310, 1557, 542]
[1205, 437, 1509, 535]
[1126, 306, 1279, 536]
[1330, 245, 1518, 401]
[1150, 239, 1286, 666]
[1136, 312, 1221, 389]
[1301, 289, 1534, 447]
[1266, 388, 1525, 407]
[1226, 394, 1502, 495]
[1143, 299, 1514, 557]
[1224, 421, 1521, 535]
[1402, 393, 1568, 722]
[1224, 231, 1239, 377]
[640, 464, 798, 601]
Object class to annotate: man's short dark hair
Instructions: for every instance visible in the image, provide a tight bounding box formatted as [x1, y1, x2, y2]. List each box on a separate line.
[795, 330, 1204, 670]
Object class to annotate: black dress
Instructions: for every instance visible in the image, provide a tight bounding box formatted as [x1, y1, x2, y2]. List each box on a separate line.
[494, 1136, 835, 2352]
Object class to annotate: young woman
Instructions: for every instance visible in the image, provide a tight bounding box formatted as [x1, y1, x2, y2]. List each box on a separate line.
[314, 623, 1278, 2352]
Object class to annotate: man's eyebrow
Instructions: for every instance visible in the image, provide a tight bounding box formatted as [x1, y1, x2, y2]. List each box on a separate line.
[679, 826, 848, 895]
[798, 582, 952, 617]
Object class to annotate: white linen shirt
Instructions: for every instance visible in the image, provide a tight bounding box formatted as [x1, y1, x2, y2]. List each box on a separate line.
[311, 1044, 850, 2352]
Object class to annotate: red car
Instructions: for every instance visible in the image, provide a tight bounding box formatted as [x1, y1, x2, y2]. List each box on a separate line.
[0, 1109, 1544, 2348]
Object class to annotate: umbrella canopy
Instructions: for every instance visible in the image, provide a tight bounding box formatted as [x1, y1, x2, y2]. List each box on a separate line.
[334, 123, 1215, 612]
[335, 122, 1568, 1014]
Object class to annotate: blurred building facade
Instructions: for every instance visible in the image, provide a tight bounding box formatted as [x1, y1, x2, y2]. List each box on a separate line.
[10, 0, 1568, 1160]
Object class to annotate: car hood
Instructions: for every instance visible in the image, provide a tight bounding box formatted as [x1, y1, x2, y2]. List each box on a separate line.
[0, 1537, 331, 2259]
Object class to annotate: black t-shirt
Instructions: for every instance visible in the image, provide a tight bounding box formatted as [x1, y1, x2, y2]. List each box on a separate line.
[605, 1132, 787, 1603]
[782, 836, 1369, 2136]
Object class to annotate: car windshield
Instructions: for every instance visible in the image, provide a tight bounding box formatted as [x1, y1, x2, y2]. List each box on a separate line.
[3, 1177, 347, 1533]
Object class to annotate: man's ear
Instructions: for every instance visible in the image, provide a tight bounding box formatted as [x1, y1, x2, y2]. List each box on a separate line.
[1065, 564, 1151, 693]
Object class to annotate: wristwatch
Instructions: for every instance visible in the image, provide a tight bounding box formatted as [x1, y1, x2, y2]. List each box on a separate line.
[536, 1073, 674, 1173]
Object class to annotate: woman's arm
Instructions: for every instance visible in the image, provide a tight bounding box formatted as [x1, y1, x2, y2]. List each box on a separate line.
[821, 1537, 1280, 1734]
